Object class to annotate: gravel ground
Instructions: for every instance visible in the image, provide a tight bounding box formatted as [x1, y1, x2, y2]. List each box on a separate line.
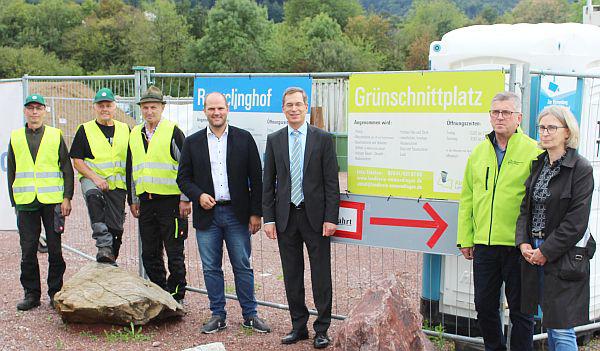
[0, 231, 423, 351]
[0, 174, 427, 350]
[0, 230, 346, 351]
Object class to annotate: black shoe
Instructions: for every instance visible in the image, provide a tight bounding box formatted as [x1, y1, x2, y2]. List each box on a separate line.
[281, 329, 309, 344]
[96, 247, 115, 264]
[49, 294, 56, 309]
[38, 239, 48, 254]
[201, 315, 227, 334]
[242, 315, 271, 333]
[17, 297, 40, 311]
[313, 332, 330, 349]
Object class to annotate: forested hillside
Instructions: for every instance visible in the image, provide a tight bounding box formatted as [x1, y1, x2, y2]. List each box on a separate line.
[0, 0, 594, 78]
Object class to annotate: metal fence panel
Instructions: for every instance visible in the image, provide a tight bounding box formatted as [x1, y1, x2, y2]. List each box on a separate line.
[23, 68, 600, 346]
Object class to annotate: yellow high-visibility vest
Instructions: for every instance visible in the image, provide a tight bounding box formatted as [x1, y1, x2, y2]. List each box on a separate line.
[129, 119, 180, 195]
[11, 126, 64, 204]
[80, 120, 128, 190]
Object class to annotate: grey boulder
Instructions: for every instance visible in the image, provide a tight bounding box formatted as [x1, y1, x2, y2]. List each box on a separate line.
[54, 262, 184, 325]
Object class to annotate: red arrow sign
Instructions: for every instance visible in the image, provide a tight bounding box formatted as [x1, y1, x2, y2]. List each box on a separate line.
[369, 203, 448, 248]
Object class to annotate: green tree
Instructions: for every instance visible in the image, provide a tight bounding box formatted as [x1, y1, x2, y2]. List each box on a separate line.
[267, 13, 380, 72]
[175, 0, 208, 38]
[23, 0, 84, 59]
[0, 0, 35, 48]
[185, 0, 272, 72]
[472, 4, 499, 24]
[128, 0, 192, 71]
[258, 0, 284, 22]
[399, 0, 469, 70]
[504, 0, 570, 23]
[0, 46, 83, 78]
[344, 14, 402, 69]
[283, 0, 363, 28]
[63, 0, 147, 73]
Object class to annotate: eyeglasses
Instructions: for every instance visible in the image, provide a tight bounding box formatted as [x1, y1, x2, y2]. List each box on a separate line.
[25, 105, 45, 111]
[489, 110, 518, 118]
[284, 102, 306, 109]
[538, 125, 567, 135]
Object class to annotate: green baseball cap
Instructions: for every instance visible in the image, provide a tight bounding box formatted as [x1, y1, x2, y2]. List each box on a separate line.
[24, 94, 46, 106]
[94, 88, 115, 103]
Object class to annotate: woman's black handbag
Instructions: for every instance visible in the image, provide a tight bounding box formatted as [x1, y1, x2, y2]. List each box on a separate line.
[558, 234, 596, 281]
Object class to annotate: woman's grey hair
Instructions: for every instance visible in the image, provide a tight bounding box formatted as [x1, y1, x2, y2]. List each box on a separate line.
[537, 105, 580, 149]
[491, 92, 521, 112]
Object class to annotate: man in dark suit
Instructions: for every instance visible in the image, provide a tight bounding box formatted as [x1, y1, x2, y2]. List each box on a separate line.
[263, 87, 340, 349]
[177, 92, 270, 334]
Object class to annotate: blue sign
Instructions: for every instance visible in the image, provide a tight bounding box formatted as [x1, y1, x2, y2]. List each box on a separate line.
[529, 75, 583, 138]
[193, 76, 313, 113]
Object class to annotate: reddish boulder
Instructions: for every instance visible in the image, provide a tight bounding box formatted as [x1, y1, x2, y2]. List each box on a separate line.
[333, 273, 434, 351]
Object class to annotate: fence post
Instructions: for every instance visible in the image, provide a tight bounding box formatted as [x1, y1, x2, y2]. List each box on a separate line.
[521, 63, 532, 135]
[22, 74, 29, 102]
[132, 66, 146, 279]
[509, 64, 517, 93]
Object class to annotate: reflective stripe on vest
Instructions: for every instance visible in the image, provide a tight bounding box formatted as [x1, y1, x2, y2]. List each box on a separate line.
[129, 119, 180, 196]
[80, 120, 129, 191]
[11, 126, 64, 204]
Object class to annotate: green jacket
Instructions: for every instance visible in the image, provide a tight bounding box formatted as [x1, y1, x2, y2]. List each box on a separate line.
[457, 131, 541, 247]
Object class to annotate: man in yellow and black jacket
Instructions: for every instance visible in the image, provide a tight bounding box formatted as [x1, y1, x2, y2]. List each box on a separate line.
[127, 86, 190, 303]
[7, 94, 74, 311]
[457, 92, 541, 350]
[70, 88, 129, 265]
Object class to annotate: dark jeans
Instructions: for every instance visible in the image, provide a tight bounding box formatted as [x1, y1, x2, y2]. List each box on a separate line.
[473, 245, 534, 351]
[196, 205, 257, 318]
[277, 205, 332, 333]
[17, 205, 66, 299]
[139, 196, 187, 300]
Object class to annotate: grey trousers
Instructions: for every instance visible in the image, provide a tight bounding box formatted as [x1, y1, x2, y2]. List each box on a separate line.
[80, 178, 126, 255]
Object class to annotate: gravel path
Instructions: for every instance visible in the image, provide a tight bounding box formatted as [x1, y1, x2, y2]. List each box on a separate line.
[0, 173, 427, 350]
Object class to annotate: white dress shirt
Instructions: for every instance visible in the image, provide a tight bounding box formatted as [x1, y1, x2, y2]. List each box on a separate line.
[207, 124, 230, 201]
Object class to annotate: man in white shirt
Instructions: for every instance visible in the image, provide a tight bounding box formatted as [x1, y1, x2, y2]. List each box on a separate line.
[177, 92, 270, 334]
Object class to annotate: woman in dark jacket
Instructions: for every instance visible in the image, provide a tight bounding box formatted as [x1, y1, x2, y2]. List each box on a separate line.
[516, 106, 594, 350]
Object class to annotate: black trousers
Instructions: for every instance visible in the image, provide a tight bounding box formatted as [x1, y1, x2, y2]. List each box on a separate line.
[473, 245, 534, 351]
[17, 205, 66, 300]
[139, 196, 187, 300]
[277, 206, 332, 333]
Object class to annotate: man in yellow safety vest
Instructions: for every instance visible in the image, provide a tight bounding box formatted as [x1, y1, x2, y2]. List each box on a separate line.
[70, 88, 129, 265]
[7, 94, 74, 310]
[128, 86, 190, 303]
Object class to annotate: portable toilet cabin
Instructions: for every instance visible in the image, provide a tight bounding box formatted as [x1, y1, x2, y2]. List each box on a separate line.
[426, 22, 600, 335]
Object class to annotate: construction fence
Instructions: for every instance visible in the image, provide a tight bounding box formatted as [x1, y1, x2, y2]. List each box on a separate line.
[11, 66, 600, 347]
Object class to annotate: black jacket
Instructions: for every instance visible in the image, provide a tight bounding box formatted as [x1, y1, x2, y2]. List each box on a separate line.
[262, 124, 339, 233]
[516, 148, 594, 329]
[176, 125, 262, 230]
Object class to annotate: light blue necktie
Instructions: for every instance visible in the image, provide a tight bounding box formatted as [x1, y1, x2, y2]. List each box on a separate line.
[290, 130, 304, 206]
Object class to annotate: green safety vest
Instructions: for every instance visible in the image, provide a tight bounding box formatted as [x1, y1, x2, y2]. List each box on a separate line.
[129, 119, 180, 195]
[11, 126, 64, 205]
[80, 119, 128, 190]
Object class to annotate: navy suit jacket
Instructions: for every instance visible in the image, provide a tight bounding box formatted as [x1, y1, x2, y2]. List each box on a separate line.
[262, 124, 340, 233]
[177, 125, 262, 230]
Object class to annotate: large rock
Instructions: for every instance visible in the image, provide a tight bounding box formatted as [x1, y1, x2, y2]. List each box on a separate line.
[54, 262, 184, 325]
[333, 273, 434, 351]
